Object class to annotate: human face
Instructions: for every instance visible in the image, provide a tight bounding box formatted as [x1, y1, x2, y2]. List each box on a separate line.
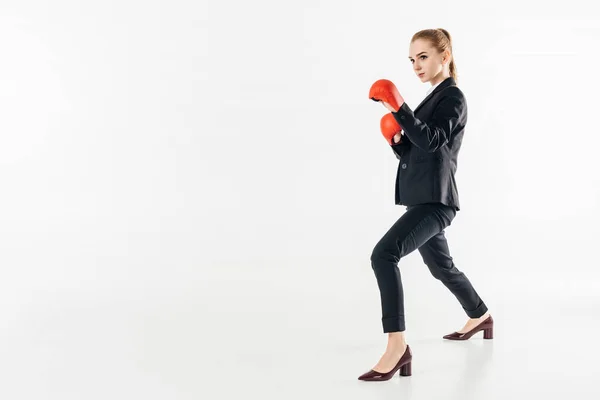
[408, 39, 450, 86]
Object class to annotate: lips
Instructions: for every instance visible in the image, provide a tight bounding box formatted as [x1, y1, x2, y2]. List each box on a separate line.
[418, 73, 425, 77]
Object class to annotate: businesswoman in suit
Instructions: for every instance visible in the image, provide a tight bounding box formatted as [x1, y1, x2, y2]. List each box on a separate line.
[358, 28, 493, 381]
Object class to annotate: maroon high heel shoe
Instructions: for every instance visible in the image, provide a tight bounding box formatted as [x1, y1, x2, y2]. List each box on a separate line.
[443, 315, 494, 340]
[358, 344, 412, 381]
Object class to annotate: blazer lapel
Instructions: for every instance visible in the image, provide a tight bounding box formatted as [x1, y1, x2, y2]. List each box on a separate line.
[413, 77, 457, 114]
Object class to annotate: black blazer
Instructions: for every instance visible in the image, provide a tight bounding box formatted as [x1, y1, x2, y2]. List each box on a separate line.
[390, 77, 466, 211]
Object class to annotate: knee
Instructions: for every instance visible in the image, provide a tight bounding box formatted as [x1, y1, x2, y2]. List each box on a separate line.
[426, 262, 461, 280]
[370, 246, 382, 264]
[370, 242, 399, 267]
[426, 264, 445, 280]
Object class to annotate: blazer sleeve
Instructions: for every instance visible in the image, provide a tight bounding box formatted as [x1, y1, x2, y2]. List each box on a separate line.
[390, 135, 410, 160]
[391, 90, 466, 153]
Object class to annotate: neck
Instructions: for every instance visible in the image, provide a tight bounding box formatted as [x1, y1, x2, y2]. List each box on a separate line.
[429, 71, 450, 86]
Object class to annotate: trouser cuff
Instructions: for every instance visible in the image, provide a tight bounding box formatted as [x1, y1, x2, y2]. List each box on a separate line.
[382, 317, 405, 333]
[465, 302, 488, 318]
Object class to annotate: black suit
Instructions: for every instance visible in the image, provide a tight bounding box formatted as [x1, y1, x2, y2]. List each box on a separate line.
[369, 77, 488, 333]
[389, 77, 465, 211]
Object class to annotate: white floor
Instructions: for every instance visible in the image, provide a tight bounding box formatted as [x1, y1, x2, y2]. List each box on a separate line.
[1, 237, 598, 399]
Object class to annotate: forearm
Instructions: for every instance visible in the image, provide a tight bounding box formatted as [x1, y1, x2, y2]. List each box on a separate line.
[392, 95, 465, 153]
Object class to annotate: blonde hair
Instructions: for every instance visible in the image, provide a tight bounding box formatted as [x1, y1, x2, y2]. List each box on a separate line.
[411, 28, 458, 83]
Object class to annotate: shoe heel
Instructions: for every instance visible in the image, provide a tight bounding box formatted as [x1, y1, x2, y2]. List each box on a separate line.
[483, 327, 493, 339]
[399, 361, 411, 376]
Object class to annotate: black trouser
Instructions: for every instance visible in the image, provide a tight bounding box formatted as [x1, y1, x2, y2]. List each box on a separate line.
[370, 203, 488, 332]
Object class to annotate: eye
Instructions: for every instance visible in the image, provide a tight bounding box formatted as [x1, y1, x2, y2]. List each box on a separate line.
[420, 55, 427, 60]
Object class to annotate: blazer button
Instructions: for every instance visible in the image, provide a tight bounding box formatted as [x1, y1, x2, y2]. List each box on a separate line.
[401, 163, 407, 169]
[400, 115, 405, 120]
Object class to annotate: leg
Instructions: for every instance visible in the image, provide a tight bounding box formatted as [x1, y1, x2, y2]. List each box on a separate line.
[363, 203, 454, 376]
[370, 203, 455, 333]
[418, 229, 488, 318]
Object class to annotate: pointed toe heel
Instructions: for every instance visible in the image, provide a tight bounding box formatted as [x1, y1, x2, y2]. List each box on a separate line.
[443, 315, 494, 341]
[358, 344, 413, 381]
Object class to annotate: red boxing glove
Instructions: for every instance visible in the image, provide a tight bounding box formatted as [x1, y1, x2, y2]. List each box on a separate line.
[380, 113, 402, 145]
[368, 79, 405, 112]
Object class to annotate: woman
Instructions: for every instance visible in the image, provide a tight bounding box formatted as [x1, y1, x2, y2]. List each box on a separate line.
[358, 28, 493, 382]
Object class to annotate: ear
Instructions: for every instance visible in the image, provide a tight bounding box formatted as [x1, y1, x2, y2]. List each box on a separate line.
[442, 50, 451, 64]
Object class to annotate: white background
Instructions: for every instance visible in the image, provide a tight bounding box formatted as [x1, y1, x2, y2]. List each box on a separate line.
[0, 0, 599, 398]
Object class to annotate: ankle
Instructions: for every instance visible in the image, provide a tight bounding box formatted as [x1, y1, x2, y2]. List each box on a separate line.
[472, 312, 490, 321]
[387, 332, 407, 347]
